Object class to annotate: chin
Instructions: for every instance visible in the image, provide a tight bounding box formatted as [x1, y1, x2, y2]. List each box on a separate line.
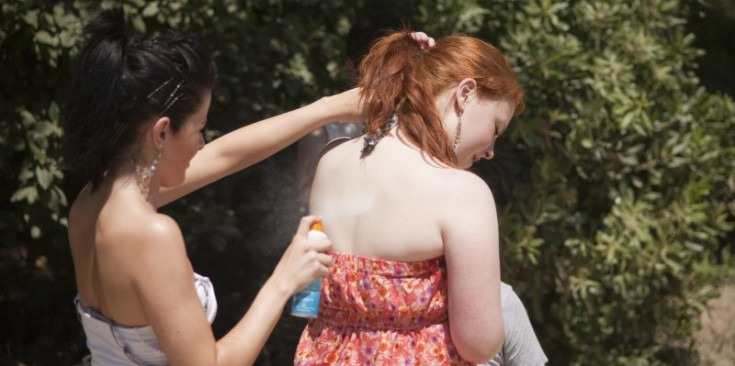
[161, 175, 186, 188]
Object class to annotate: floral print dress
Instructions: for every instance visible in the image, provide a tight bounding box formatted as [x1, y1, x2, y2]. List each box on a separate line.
[295, 251, 472, 365]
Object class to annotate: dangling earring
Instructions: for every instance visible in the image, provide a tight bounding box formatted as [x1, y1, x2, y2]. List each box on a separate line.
[453, 98, 469, 152]
[135, 148, 161, 201]
[453, 115, 462, 152]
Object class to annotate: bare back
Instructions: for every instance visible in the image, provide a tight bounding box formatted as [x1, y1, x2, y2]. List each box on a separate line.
[310, 129, 504, 361]
[68, 180, 193, 326]
[311, 131, 484, 261]
[312, 136, 435, 261]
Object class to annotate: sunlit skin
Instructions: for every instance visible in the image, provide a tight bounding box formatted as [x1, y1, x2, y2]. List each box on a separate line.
[308, 78, 513, 363]
[156, 91, 211, 188]
[68, 85, 360, 365]
[438, 78, 516, 170]
[456, 96, 515, 169]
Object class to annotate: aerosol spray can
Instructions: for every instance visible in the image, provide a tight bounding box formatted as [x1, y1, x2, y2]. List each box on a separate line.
[290, 220, 327, 318]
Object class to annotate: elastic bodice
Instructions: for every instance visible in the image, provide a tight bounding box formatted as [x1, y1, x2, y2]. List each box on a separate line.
[75, 273, 216, 365]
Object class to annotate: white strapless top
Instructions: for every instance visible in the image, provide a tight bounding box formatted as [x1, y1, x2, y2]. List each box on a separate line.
[75, 273, 217, 365]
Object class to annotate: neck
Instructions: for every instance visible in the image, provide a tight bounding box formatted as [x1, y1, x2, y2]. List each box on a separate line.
[107, 163, 161, 208]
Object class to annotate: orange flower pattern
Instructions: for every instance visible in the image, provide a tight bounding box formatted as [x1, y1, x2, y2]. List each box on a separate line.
[295, 252, 472, 365]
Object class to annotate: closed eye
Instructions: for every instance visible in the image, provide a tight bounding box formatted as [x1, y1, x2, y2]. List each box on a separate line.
[496, 119, 510, 136]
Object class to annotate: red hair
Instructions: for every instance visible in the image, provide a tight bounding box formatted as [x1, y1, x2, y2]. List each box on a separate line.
[358, 32, 524, 167]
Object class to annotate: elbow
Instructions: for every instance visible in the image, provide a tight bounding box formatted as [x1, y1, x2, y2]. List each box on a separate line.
[453, 324, 505, 363]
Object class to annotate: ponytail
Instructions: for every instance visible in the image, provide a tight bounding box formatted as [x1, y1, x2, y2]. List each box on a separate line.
[61, 8, 128, 188]
[359, 32, 458, 166]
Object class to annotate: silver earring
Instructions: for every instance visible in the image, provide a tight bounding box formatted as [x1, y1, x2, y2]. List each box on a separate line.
[135, 149, 161, 201]
[453, 115, 462, 152]
[453, 98, 469, 152]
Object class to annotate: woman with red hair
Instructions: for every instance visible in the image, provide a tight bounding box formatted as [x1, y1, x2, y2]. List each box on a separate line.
[295, 32, 524, 365]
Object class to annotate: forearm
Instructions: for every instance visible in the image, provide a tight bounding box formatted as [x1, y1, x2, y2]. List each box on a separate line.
[214, 278, 291, 366]
[213, 98, 335, 172]
[157, 94, 350, 206]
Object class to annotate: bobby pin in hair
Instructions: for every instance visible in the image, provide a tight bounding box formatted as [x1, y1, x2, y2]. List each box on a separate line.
[147, 77, 174, 99]
[160, 80, 184, 115]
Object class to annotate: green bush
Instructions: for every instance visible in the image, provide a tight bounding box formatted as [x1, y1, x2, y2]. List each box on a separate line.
[0, 0, 732, 365]
[477, 0, 735, 364]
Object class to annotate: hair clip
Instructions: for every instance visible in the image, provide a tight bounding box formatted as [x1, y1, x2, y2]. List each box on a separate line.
[147, 77, 174, 99]
[163, 80, 184, 107]
[160, 94, 182, 115]
[361, 114, 398, 155]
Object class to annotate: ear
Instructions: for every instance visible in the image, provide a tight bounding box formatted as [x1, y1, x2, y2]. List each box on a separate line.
[453, 78, 477, 113]
[151, 116, 171, 150]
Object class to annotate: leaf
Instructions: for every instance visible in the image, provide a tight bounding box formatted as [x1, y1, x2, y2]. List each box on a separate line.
[35, 166, 53, 190]
[11, 186, 39, 204]
[130, 13, 146, 33]
[19, 109, 36, 125]
[35, 30, 57, 46]
[59, 30, 75, 47]
[620, 112, 634, 130]
[48, 102, 59, 123]
[142, 1, 159, 17]
[23, 10, 39, 29]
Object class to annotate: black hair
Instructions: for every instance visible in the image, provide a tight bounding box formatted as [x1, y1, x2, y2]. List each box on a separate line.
[60, 8, 217, 189]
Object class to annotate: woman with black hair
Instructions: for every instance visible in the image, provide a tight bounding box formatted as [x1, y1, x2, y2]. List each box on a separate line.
[61, 8, 367, 365]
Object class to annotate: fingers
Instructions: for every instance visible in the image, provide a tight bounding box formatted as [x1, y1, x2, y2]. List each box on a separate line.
[410, 31, 436, 49]
[274, 216, 334, 293]
[315, 252, 332, 277]
[301, 220, 332, 277]
[315, 252, 332, 266]
[307, 235, 332, 253]
[295, 215, 323, 238]
[296, 215, 332, 269]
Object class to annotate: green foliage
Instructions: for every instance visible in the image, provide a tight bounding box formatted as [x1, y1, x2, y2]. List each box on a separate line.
[476, 0, 735, 364]
[1, 0, 733, 365]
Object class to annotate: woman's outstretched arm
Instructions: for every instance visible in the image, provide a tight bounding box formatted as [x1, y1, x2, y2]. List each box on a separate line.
[156, 88, 362, 207]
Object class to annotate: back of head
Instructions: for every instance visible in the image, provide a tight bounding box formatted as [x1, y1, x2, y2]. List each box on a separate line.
[60, 8, 217, 189]
[357, 32, 524, 167]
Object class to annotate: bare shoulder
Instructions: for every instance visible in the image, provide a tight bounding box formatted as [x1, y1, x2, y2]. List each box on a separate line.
[130, 212, 191, 266]
[438, 169, 496, 207]
[125, 213, 184, 252]
[100, 209, 187, 266]
[432, 169, 498, 236]
[112, 212, 193, 296]
[143, 213, 183, 238]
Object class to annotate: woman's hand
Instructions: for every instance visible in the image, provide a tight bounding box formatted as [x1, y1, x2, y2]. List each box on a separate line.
[271, 215, 333, 295]
[410, 31, 436, 49]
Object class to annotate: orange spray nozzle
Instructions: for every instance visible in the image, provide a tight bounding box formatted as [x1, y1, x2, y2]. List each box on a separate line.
[310, 220, 324, 232]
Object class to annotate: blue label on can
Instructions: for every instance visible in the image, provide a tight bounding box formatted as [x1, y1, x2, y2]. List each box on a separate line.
[291, 278, 322, 318]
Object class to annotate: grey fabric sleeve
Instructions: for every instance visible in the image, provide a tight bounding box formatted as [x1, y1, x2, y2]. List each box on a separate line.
[480, 283, 548, 366]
